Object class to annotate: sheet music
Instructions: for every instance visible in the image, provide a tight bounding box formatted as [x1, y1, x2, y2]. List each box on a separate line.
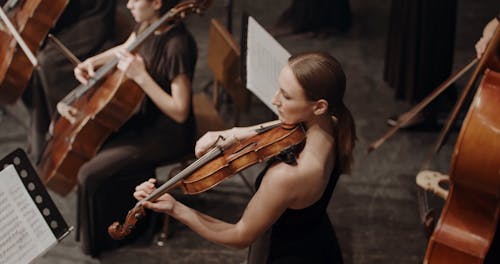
[246, 16, 291, 115]
[0, 165, 57, 264]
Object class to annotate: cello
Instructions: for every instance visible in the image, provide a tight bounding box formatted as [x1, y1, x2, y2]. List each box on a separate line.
[423, 26, 500, 263]
[423, 69, 500, 264]
[38, 0, 213, 196]
[0, 0, 68, 104]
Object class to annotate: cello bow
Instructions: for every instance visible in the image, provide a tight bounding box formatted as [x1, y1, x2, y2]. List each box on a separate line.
[367, 58, 477, 153]
[432, 25, 500, 154]
[48, 34, 81, 66]
[0, 7, 37, 66]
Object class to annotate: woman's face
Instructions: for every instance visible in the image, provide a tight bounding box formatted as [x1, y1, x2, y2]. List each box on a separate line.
[272, 65, 316, 125]
[127, 0, 160, 23]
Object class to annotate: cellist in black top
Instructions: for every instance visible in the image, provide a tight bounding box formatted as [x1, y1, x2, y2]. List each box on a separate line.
[69, 0, 197, 256]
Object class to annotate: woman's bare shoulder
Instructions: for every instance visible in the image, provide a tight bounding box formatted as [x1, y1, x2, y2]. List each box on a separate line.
[261, 160, 325, 207]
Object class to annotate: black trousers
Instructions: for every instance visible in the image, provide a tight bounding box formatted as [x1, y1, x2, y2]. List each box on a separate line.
[77, 123, 193, 256]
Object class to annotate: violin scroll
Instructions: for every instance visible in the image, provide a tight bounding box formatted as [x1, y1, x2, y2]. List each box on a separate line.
[108, 205, 145, 240]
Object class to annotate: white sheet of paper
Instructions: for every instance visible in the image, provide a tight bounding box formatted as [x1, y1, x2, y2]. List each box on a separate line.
[246, 16, 291, 115]
[0, 165, 57, 264]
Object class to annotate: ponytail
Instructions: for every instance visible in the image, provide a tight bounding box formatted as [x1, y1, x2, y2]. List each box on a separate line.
[332, 102, 356, 174]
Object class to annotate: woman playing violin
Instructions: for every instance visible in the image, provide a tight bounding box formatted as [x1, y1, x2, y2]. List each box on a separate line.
[134, 51, 356, 263]
[72, 0, 197, 257]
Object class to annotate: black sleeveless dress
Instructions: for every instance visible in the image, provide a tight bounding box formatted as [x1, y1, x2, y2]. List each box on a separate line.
[253, 159, 344, 263]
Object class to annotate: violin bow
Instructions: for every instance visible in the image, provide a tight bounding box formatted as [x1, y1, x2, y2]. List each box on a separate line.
[46, 34, 130, 127]
[367, 58, 478, 153]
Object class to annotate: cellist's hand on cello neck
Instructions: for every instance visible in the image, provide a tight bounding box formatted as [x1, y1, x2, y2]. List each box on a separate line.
[115, 49, 148, 83]
[475, 16, 499, 59]
[73, 34, 135, 85]
[114, 47, 192, 123]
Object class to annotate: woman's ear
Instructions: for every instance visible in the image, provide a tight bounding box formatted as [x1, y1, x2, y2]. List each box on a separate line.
[152, 0, 162, 11]
[313, 99, 329, 115]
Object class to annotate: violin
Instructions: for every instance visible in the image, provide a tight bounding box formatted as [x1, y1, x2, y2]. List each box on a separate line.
[0, 0, 68, 104]
[108, 123, 306, 240]
[37, 0, 213, 196]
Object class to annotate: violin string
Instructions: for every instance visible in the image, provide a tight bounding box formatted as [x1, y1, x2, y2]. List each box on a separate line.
[144, 147, 223, 202]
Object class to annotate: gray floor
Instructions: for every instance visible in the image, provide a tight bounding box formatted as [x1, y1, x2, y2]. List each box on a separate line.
[1, 0, 498, 263]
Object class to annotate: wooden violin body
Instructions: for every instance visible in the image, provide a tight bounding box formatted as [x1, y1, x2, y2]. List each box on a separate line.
[38, 0, 213, 196]
[178, 123, 306, 194]
[424, 69, 500, 263]
[108, 123, 306, 240]
[0, 0, 68, 104]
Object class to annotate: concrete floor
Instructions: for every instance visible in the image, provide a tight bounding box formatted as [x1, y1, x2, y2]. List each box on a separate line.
[0, 0, 498, 263]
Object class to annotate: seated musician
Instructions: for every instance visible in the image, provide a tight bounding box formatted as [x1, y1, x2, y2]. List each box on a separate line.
[67, 0, 197, 257]
[134, 51, 356, 263]
[23, 0, 116, 162]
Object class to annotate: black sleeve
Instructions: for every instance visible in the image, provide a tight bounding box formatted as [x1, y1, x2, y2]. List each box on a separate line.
[165, 33, 197, 82]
